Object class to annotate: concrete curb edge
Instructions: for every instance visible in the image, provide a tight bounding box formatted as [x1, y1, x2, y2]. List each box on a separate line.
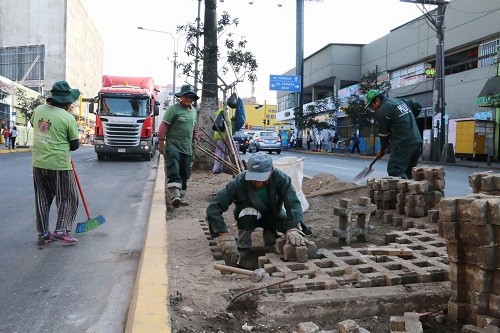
[125, 155, 170, 332]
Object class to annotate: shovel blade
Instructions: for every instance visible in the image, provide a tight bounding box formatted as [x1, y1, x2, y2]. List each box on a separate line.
[353, 168, 374, 183]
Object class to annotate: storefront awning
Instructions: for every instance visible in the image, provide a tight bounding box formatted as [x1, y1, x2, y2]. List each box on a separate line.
[476, 76, 500, 108]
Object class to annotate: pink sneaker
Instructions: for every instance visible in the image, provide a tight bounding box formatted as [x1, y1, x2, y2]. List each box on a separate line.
[52, 230, 78, 244]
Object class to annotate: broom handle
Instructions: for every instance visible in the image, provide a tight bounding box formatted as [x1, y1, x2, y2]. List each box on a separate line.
[71, 159, 91, 220]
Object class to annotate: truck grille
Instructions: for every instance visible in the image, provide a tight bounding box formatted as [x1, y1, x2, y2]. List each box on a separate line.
[103, 122, 141, 147]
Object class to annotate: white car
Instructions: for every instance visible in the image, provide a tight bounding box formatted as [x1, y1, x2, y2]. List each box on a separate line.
[248, 131, 281, 154]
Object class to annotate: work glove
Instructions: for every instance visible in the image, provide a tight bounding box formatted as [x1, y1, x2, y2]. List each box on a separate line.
[216, 233, 239, 262]
[286, 228, 310, 246]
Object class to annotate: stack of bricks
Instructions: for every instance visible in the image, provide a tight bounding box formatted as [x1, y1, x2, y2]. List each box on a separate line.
[368, 176, 401, 210]
[333, 196, 377, 244]
[439, 194, 500, 327]
[395, 166, 444, 218]
[469, 171, 500, 195]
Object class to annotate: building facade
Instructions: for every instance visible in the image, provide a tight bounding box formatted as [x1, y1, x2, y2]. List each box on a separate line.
[276, 0, 500, 158]
[0, 0, 103, 100]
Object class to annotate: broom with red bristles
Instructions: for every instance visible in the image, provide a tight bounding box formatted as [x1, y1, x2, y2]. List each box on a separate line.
[71, 160, 106, 233]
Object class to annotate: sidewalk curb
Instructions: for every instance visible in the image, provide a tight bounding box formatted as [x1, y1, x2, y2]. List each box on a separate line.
[125, 156, 170, 333]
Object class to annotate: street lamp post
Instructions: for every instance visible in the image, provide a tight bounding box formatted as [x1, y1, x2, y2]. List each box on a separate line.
[137, 26, 182, 100]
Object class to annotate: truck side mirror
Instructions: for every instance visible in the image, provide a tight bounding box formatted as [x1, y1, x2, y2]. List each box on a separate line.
[153, 105, 160, 116]
[88, 103, 95, 114]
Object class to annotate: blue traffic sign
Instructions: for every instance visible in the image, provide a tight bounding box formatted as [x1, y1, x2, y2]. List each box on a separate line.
[269, 75, 301, 92]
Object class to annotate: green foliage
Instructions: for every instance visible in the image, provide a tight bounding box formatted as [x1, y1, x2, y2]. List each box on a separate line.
[342, 94, 374, 131]
[343, 69, 390, 131]
[14, 88, 44, 144]
[293, 96, 339, 131]
[177, 10, 258, 104]
[14, 88, 44, 123]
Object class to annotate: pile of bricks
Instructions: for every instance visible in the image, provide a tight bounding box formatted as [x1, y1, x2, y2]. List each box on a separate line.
[333, 196, 377, 244]
[469, 171, 500, 195]
[396, 166, 445, 218]
[368, 176, 401, 210]
[368, 166, 444, 218]
[439, 194, 500, 327]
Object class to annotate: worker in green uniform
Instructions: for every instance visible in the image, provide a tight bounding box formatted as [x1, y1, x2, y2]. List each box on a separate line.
[365, 89, 422, 179]
[158, 85, 198, 208]
[206, 152, 312, 262]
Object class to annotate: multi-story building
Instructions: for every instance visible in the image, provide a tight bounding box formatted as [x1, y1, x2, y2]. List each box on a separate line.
[0, 0, 103, 129]
[276, 0, 500, 159]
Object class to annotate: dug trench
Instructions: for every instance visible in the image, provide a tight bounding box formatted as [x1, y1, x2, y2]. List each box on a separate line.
[165, 170, 464, 333]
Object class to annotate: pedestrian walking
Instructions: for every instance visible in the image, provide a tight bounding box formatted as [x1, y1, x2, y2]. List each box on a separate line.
[365, 89, 422, 179]
[315, 133, 322, 152]
[332, 132, 340, 152]
[350, 132, 360, 154]
[158, 84, 199, 208]
[31, 81, 81, 245]
[3, 128, 10, 147]
[9, 126, 18, 150]
[306, 131, 312, 150]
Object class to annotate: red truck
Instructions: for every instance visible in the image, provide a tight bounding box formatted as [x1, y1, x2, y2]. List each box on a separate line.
[89, 75, 160, 161]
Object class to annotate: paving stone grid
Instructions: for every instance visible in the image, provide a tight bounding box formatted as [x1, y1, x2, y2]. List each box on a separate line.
[202, 220, 450, 294]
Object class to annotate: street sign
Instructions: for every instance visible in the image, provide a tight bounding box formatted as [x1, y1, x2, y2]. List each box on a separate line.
[269, 75, 301, 92]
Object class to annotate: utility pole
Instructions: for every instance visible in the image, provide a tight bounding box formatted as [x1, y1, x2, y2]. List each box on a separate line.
[295, 0, 304, 131]
[400, 0, 448, 162]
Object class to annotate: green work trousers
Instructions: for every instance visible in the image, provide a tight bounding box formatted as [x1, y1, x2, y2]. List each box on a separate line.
[164, 149, 192, 190]
[387, 144, 421, 179]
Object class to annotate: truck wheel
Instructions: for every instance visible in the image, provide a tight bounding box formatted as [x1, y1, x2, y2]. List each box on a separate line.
[97, 153, 105, 161]
[144, 153, 152, 161]
[241, 148, 247, 154]
[276, 150, 281, 155]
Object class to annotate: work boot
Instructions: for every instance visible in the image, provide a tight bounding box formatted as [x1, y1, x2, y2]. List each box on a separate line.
[170, 187, 181, 208]
[180, 190, 190, 206]
[262, 229, 277, 246]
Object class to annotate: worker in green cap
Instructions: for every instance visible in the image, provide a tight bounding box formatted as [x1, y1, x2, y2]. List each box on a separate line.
[364, 89, 422, 179]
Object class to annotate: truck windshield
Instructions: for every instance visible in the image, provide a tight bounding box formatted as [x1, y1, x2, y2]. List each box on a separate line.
[99, 98, 148, 117]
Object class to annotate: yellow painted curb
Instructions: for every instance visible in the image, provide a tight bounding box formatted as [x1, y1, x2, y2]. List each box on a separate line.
[125, 156, 170, 333]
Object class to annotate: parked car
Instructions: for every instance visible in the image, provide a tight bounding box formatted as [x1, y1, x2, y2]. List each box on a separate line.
[248, 130, 281, 154]
[232, 130, 250, 154]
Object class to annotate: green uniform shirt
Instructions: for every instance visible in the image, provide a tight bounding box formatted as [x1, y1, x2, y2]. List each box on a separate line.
[163, 103, 197, 155]
[375, 97, 422, 149]
[31, 104, 79, 170]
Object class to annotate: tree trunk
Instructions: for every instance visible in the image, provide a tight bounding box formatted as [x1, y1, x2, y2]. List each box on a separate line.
[193, 0, 218, 171]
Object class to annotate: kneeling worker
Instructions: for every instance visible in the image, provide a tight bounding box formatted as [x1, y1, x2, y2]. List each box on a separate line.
[206, 152, 312, 262]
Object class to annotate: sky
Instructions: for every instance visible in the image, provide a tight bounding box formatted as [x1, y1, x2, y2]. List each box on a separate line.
[81, 0, 434, 104]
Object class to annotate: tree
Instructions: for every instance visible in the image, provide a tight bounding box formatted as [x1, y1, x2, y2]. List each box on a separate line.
[293, 96, 338, 134]
[14, 87, 44, 145]
[177, 2, 258, 170]
[343, 68, 391, 154]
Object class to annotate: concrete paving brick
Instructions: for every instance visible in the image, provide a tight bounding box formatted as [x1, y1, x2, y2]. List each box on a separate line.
[462, 324, 500, 333]
[337, 319, 359, 333]
[298, 321, 320, 333]
[447, 243, 499, 270]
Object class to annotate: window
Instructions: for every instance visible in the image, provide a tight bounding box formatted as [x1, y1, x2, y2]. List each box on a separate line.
[479, 38, 500, 67]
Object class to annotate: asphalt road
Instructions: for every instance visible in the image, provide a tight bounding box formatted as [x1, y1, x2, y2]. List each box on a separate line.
[269, 149, 483, 197]
[0, 146, 158, 333]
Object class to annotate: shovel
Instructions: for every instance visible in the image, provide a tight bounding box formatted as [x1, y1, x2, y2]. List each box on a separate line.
[353, 156, 379, 183]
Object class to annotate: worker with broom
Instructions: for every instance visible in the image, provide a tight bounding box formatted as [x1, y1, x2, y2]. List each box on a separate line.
[31, 81, 81, 245]
[365, 89, 422, 179]
[206, 152, 312, 263]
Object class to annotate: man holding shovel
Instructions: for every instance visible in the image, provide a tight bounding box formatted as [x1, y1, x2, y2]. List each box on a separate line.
[31, 81, 81, 245]
[365, 89, 422, 179]
[206, 152, 312, 263]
